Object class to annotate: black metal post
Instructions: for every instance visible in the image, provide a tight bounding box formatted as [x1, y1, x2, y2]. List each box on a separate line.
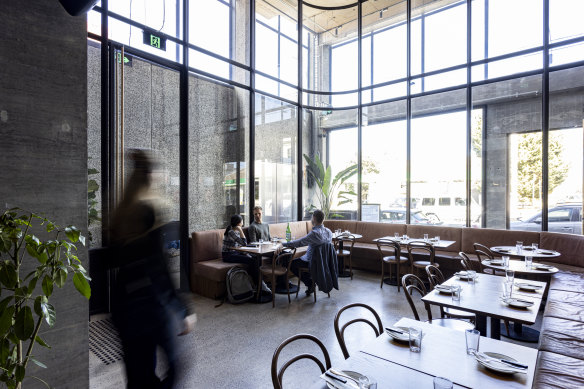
[542, 0, 550, 231]
[297, 4, 303, 221]
[406, 0, 412, 224]
[357, 2, 363, 221]
[249, 0, 256, 218]
[466, 0, 472, 227]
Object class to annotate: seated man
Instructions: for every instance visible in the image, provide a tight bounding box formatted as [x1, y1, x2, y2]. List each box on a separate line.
[281, 209, 333, 295]
[248, 206, 270, 243]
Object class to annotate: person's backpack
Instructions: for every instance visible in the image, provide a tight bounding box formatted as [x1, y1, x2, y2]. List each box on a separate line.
[226, 267, 255, 304]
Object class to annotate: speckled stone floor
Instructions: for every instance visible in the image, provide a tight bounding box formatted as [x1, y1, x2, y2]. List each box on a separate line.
[90, 269, 541, 389]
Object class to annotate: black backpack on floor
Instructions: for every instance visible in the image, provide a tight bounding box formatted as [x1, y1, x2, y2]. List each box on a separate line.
[226, 267, 255, 304]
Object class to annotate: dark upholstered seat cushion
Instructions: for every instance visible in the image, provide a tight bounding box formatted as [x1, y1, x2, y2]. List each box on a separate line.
[193, 258, 249, 282]
[539, 316, 584, 360]
[533, 351, 584, 389]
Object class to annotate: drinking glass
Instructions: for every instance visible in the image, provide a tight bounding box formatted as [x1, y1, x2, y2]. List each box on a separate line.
[516, 241, 523, 253]
[503, 281, 513, 300]
[467, 270, 477, 285]
[451, 285, 461, 302]
[505, 269, 515, 283]
[435, 235, 440, 242]
[433, 377, 453, 389]
[394, 232, 400, 239]
[423, 233, 429, 242]
[465, 329, 480, 355]
[525, 255, 533, 270]
[532, 243, 539, 251]
[259, 238, 263, 245]
[358, 376, 377, 389]
[408, 327, 422, 352]
[402, 234, 408, 241]
[502, 255, 510, 268]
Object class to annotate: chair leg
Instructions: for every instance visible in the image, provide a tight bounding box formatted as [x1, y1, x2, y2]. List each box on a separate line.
[504, 320, 510, 335]
[396, 263, 400, 293]
[313, 280, 316, 303]
[296, 272, 301, 299]
[257, 272, 262, 301]
[380, 261, 384, 289]
[349, 255, 353, 280]
[271, 273, 276, 308]
[286, 275, 291, 304]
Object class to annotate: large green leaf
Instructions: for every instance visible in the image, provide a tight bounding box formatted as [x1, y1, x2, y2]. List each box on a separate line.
[0, 261, 17, 288]
[0, 306, 14, 337]
[65, 226, 80, 243]
[88, 168, 99, 175]
[35, 335, 51, 349]
[73, 273, 91, 299]
[0, 338, 10, 363]
[322, 166, 332, 197]
[15, 364, 24, 382]
[55, 269, 67, 288]
[34, 296, 48, 317]
[14, 306, 34, 340]
[29, 357, 47, 369]
[42, 276, 53, 297]
[41, 303, 56, 327]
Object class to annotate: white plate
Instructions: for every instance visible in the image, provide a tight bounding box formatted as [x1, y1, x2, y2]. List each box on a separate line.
[503, 298, 534, 308]
[475, 352, 524, 374]
[324, 370, 363, 389]
[493, 247, 511, 252]
[385, 326, 410, 342]
[515, 282, 543, 291]
[487, 260, 504, 266]
[435, 285, 455, 294]
[533, 263, 554, 270]
[455, 272, 479, 281]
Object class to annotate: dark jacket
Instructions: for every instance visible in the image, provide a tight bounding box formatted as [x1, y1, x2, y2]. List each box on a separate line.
[309, 242, 339, 293]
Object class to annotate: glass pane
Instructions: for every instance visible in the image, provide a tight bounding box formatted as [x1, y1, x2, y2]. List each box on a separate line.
[423, 1, 467, 72]
[472, 52, 542, 82]
[472, 75, 542, 230]
[470, 109, 483, 228]
[548, 65, 584, 235]
[550, 42, 584, 67]
[303, 108, 358, 221]
[109, 0, 182, 38]
[189, 80, 250, 230]
[362, 100, 407, 223]
[88, 43, 102, 248]
[549, 0, 584, 44]
[255, 94, 297, 223]
[411, 89, 467, 227]
[87, 9, 101, 36]
[411, 68, 466, 94]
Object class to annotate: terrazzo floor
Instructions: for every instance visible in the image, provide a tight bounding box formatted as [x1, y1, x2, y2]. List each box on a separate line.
[89, 269, 541, 389]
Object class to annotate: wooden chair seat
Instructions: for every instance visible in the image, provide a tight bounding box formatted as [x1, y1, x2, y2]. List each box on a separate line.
[382, 255, 409, 264]
[260, 265, 287, 276]
[258, 248, 297, 307]
[413, 260, 434, 268]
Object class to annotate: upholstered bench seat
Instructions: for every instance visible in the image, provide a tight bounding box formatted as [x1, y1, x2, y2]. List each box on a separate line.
[533, 351, 584, 389]
[539, 316, 584, 361]
[193, 258, 247, 282]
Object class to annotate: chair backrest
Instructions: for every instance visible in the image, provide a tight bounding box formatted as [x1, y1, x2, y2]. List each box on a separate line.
[401, 274, 428, 321]
[473, 243, 494, 262]
[274, 247, 297, 272]
[376, 238, 401, 259]
[407, 241, 435, 264]
[334, 303, 383, 359]
[459, 251, 480, 272]
[425, 264, 445, 290]
[271, 333, 331, 389]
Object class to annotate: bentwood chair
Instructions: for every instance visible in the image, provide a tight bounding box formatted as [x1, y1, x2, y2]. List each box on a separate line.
[402, 274, 475, 332]
[377, 239, 409, 292]
[271, 334, 331, 389]
[459, 251, 481, 273]
[258, 248, 296, 307]
[473, 243, 498, 275]
[334, 303, 383, 359]
[407, 241, 437, 279]
[335, 235, 356, 279]
[425, 265, 476, 324]
[296, 265, 331, 303]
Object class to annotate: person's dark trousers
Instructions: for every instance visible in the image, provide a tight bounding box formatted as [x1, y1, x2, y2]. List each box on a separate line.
[291, 258, 312, 287]
[223, 251, 259, 283]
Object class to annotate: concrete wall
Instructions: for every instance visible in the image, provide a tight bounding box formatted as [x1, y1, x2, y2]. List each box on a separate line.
[0, 1, 89, 388]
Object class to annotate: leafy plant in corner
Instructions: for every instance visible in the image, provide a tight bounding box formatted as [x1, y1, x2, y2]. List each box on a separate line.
[0, 208, 91, 389]
[87, 167, 101, 246]
[303, 153, 358, 219]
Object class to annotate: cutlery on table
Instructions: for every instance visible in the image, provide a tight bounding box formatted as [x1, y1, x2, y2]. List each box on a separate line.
[385, 327, 404, 335]
[472, 351, 528, 371]
[327, 369, 360, 388]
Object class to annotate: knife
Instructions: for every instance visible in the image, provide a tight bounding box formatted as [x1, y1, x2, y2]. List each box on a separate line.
[501, 359, 529, 369]
[385, 327, 404, 335]
[325, 371, 347, 384]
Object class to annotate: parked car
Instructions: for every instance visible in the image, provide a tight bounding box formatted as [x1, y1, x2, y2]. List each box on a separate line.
[380, 208, 443, 225]
[511, 204, 582, 234]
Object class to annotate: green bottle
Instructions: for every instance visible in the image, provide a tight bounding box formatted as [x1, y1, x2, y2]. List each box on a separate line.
[286, 222, 291, 242]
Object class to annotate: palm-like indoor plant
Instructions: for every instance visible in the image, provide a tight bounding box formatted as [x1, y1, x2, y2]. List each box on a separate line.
[0, 208, 91, 389]
[303, 153, 358, 219]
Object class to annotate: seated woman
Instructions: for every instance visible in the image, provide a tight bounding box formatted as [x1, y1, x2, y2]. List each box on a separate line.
[222, 214, 258, 282]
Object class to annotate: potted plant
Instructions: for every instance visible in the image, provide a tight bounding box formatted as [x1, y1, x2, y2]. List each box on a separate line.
[0, 208, 91, 389]
[303, 153, 358, 219]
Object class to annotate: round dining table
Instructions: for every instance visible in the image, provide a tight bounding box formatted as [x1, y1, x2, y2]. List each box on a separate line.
[490, 245, 561, 259]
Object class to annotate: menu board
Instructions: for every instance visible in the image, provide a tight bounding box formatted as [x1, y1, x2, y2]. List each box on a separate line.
[362, 204, 380, 222]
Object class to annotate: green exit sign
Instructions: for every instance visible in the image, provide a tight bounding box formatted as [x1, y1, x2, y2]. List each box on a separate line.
[143, 29, 166, 51]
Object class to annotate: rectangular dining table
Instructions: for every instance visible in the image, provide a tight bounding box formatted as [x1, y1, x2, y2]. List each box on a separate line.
[309, 317, 537, 389]
[421, 273, 546, 339]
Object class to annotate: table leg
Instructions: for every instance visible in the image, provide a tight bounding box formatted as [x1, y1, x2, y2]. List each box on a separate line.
[475, 315, 487, 337]
[490, 317, 501, 340]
